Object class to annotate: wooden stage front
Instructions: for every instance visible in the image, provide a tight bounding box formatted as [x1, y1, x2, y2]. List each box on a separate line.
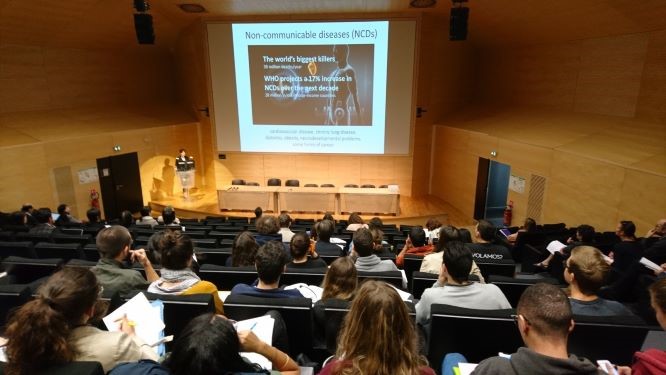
[149, 188, 474, 228]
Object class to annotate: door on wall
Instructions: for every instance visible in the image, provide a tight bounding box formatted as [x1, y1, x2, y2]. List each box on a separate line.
[96, 152, 143, 221]
[474, 158, 511, 226]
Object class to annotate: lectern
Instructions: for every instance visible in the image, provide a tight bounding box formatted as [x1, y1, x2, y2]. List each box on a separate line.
[176, 157, 195, 198]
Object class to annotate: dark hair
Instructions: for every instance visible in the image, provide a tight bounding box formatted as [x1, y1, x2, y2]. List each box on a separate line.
[4, 268, 104, 374]
[409, 226, 427, 247]
[147, 231, 165, 264]
[232, 231, 259, 267]
[348, 212, 364, 225]
[442, 241, 472, 283]
[166, 314, 265, 375]
[120, 210, 133, 228]
[425, 218, 442, 232]
[96, 225, 132, 259]
[290, 232, 310, 260]
[255, 241, 286, 284]
[368, 217, 383, 230]
[20, 204, 33, 212]
[86, 207, 101, 223]
[57, 204, 68, 215]
[517, 283, 572, 338]
[577, 224, 595, 243]
[650, 278, 666, 314]
[353, 228, 374, 257]
[256, 216, 279, 235]
[179, 148, 186, 154]
[278, 213, 292, 228]
[315, 220, 335, 242]
[157, 231, 194, 270]
[34, 207, 52, 224]
[618, 220, 636, 238]
[140, 206, 151, 217]
[476, 220, 495, 242]
[9, 211, 27, 226]
[458, 228, 472, 243]
[322, 212, 335, 223]
[435, 226, 460, 253]
[369, 228, 384, 253]
[524, 218, 537, 233]
[162, 207, 176, 225]
[321, 257, 357, 301]
[254, 206, 263, 218]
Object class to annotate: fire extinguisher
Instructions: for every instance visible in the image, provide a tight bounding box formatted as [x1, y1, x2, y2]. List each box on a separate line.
[503, 200, 513, 227]
[90, 188, 100, 209]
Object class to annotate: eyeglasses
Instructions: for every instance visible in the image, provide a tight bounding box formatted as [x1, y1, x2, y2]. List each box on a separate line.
[510, 314, 531, 326]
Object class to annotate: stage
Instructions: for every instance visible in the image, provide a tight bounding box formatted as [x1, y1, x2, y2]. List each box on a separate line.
[148, 188, 474, 227]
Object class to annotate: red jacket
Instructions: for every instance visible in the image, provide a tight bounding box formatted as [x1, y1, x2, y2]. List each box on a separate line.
[632, 349, 666, 375]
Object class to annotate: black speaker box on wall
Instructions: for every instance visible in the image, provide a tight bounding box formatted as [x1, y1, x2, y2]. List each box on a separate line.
[133, 13, 155, 44]
[449, 7, 469, 41]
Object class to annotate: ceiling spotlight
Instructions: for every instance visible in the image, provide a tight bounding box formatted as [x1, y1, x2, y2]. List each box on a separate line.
[178, 3, 207, 13]
[410, 0, 437, 8]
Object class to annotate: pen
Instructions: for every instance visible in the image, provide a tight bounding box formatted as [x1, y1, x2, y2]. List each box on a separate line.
[250, 322, 258, 331]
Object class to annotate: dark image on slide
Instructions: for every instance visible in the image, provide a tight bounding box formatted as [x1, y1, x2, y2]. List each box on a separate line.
[248, 44, 374, 126]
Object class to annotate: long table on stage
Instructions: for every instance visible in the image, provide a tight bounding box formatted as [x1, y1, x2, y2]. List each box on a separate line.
[218, 186, 399, 215]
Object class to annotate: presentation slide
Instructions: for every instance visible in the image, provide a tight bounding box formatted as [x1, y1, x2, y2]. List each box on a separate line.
[207, 20, 416, 155]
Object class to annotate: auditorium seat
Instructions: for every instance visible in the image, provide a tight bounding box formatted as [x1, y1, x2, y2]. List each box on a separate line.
[0, 361, 105, 375]
[281, 268, 327, 286]
[2, 256, 64, 284]
[321, 184, 335, 187]
[231, 179, 246, 185]
[52, 233, 93, 246]
[475, 260, 516, 280]
[199, 264, 258, 290]
[402, 254, 424, 291]
[267, 178, 282, 186]
[224, 294, 313, 357]
[64, 258, 97, 268]
[34, 242, 84, 262]
[488, 274, 560, 307]
[15, 232, 53, 244]
[285, 179, 300, 187]
[412, 271, 437, 299]
[358, 270, 404, 290]
[304, 183, 318, 187]
[0, 241, 36, 259]
[245, 181, 260, 186]
[360, 184, 375, 188]
[0, 284, 31, 329]
[378, 185, 389, 188]
[344, 184, 359, 188]
[83, 244, 100, 261]
[194, 247, 232, 266]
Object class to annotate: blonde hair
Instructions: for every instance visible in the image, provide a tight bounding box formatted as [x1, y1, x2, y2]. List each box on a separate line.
[321, 257, 357, 301]
[333, 280, 427, 375]
[568, 246, 609, 295]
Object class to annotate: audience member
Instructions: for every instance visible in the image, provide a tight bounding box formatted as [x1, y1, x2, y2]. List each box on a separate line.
[7, 211, 28, 227]
[425, 218, 442, 243]
[396, 226, 434, 267]
[54, 203, 81, 226]
[92, 225, 159, 294]
[148, 230, 223, 314]
[322, 212, 336, 223]
[321, 257, 358, 302]
[164, 313, 299, 375]
[565, 246, 633, 316]
[369, 227, 393, 258]
[536, 224, 595, 269]
[158, 206, 180, 226]
[642, 218, 666, 266]
[227, 231, 259, 267]
[278, 213, 295, 243]
[421, 228, 485, 282]
[416, 241, 510, 332]
[254, 215, 283, 247]
[353, 228, 399, 272]
[609, 220, 642, 277]
[314, 219, 345, 256]
[466, 220, 512, 263]
[345, 212, 368, 231]
[136, 205, 158, 227]
[471, 283, 602, 375]
[367, 216, 384, 230]
[3, 267, 157, 373]
[84, 207, 106, 232]
[20, 203, 37, 226]
[506, 217, 537, 243]
[287, 232, 326, 269]
[231, 241, 303, 298]
[119, 210, 134, 228]
[319, 280, 435, 375]
[28, 207, 56, 235]
[254, 206, 263, 220]
[458, 228, 473, 243]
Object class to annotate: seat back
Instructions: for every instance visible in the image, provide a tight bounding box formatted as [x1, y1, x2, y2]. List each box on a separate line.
[488, 275, 560, 307]
[83, 244, 100, 261]
[285, 179, 300, 187]
[360, 184, 375, 188]
[0, 241, 36, 259]
[52, 233, 93, 246]
[2, 256, 64, 284]
[0, 284, 32, 330]
[570, 315, 652, 364]
[282, 269, 327, 286]
[231, 179, 246, 185]
[475, 260, 516, 280]
[321, 184, 335, 188]
[403, 254, 424, 292]
[34, 242, 83, 261]
[357, 271, 404, 290]
[303, 183, 318, 187]
[344, 184, 359, 188]
[267, 178, 282, 186]
[199, 264, 258, 290]
[428, 304, 520, 371]
[195, 247, 232, 266]
[224, 294, 313, 357]
[411, 271, 438, 299]
[191, 238, 217, 249]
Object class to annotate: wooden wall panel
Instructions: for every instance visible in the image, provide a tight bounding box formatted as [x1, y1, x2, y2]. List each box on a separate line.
[636, 30, 666, 124]
[618, 170, 666, 234]
[543, 179, 620, 231]
[574, 34, 648, 117]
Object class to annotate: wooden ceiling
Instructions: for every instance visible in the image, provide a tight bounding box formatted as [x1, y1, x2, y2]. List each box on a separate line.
[1, 0, 666, 49]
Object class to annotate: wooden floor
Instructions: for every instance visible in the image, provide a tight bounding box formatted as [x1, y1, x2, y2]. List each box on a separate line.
[149, 189, 475, 228]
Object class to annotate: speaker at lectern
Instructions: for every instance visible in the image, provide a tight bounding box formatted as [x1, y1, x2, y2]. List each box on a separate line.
[176, 149, 195, 199]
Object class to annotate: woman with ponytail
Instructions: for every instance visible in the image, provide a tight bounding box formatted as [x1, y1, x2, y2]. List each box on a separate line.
[148, 230, 224, 314]
[3, 267, 157, 374]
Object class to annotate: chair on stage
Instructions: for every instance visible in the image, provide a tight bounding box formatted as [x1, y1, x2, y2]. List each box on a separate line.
[245, 182, 260, 186]
[321, 183, 335, 187]
[360, 184, 376, 188]
[304, 183, 318, 187]
[285, 179, 300, 187]
[231, 179, 246, 185]
[344, 184, 359, 188]
[267, 178, 282, 186]
[378, 184, 389, 188]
